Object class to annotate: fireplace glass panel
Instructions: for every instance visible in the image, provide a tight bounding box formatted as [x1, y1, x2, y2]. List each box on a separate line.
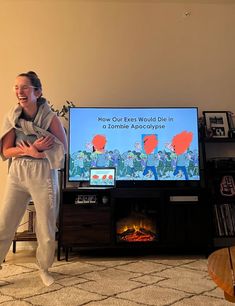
[115, 198, 159, 243]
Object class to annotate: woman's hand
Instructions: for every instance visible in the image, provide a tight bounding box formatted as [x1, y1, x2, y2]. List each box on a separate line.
[17, 141, 45, 158]
[33, 136, 54, 151]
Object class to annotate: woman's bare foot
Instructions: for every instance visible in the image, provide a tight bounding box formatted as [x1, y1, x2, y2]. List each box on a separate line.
[39, 269, 54, 286]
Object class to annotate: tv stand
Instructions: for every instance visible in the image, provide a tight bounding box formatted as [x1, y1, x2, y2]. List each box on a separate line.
[58, 184, 208, 260]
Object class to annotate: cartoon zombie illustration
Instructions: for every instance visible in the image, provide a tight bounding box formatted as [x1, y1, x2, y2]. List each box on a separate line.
[162, 151, 174, 178]
[92, 134, 108, 167]
[171, 131, 193, 180]
[122, 151, 135, 178]
[85, 141, 93, 152]
[187, 150, 198, 178]
[142, 134, 158, 180]
[157, 150, 165, 177]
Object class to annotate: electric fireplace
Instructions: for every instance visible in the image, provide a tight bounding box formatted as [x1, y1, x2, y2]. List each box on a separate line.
[115, 198, 159, 243]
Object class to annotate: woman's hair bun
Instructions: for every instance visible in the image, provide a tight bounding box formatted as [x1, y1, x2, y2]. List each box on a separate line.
[27, 71, 38, 78]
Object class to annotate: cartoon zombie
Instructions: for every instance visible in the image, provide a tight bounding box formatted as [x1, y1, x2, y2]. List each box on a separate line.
[142, 134, 158, 180]
[171, 131, 193, 180]
[92, 134, 108, 167]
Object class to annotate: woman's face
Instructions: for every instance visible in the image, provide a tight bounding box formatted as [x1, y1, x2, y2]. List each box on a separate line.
[14, 76, 41, 107]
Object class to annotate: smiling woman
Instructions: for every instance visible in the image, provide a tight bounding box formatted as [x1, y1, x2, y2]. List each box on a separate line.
[14, 72, 43, 121]
[0, 71, 67, 286]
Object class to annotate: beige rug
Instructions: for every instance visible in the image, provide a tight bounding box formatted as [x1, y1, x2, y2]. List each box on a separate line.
[0, 250, 231, 306]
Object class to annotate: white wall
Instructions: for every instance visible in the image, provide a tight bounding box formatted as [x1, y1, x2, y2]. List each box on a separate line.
[1, 0, 235, 200]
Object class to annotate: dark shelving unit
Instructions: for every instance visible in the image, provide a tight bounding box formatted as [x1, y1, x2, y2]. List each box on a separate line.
[201, 137, 235, 250]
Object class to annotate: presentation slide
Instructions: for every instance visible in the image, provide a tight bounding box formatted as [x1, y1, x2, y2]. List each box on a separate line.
[69, 108, 200, 182]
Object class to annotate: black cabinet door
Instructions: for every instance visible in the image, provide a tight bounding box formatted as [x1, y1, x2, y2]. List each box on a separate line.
[61, 206, 111, 245]
[165, 203, 208, 248]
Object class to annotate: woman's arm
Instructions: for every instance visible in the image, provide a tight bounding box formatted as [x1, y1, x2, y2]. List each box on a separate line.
[2, 129, 45, 159]
[2, 115, 67, 159]
[48, 116, 68, 153]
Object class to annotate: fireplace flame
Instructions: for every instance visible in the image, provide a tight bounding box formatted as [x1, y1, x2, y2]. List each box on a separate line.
[117, 215, 157, 242]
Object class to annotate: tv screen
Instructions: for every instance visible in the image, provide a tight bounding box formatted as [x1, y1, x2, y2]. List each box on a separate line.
[68, 107, 200, 186]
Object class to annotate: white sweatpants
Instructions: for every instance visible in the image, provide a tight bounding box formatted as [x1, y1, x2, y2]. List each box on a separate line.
[0, 158, 58, 270]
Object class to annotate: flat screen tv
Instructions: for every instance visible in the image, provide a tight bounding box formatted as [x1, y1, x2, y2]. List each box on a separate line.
[68, 107, 200, 187]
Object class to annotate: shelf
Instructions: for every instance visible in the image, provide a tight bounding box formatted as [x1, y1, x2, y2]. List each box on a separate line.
[14, 230, 36, 241]
[213, 199, 235, 204]
[201, 131, 235, 251]
[203, 138, 235, 143]
[207, 169, 235, 174]
[12, 231, 37, 253]
[213, 237, 235, 247]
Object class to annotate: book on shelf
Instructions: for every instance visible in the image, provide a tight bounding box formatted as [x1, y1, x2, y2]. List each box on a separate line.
[213, 205, 223, 236]
[223, 204, 234, 236]
[213, 203, 235, 237]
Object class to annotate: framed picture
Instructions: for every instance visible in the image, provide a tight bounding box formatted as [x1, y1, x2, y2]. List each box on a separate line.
[203, 111, 230, 138]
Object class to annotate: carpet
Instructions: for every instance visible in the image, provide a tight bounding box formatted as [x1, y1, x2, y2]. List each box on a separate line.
[0, 250, 231, 306]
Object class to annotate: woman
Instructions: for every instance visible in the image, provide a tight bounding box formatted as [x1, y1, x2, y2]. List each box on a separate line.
[0, 71, 67, 286]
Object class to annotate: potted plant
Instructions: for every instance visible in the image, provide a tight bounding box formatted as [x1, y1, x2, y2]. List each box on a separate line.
[48, 100, 76, 121]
